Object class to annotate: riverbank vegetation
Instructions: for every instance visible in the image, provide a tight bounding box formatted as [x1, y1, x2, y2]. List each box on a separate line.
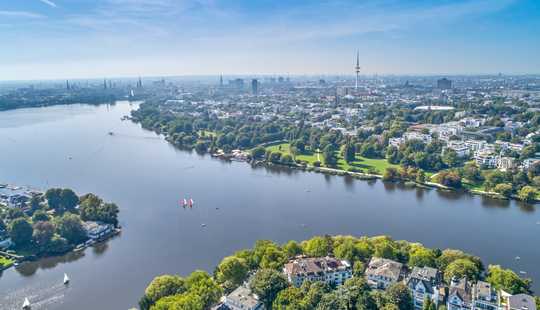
[140, 235, 537, 310]
[0, 188, 119, 259]
[131, 101, 540, 203]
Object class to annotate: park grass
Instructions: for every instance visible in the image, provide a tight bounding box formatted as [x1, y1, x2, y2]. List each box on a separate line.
[336, 153, 398, 174]
[265, 143, 397, 174]
[266, 143, 321, 165]
[0, 256, 14, 268]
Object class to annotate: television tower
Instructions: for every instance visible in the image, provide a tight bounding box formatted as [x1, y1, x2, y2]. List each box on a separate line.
[355, 51, 361, 90]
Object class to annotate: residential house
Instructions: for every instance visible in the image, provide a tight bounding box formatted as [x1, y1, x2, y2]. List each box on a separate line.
[283, 256, 352, 287]
[472, 281, 498, 310]
[522, 158, 540, 171]
[82, 221, 114, 241]
[404, 132, 432, 144]
[447, 277, 474, 310]
[474, 150, 498, 168]
[497, 157, 516, 172]
[407, 266, 444, 309]
[365, 257, 405, 290]
[446, 141, 471, 158]
[214, 285, 265, 310]
[500, 292, 537, 310]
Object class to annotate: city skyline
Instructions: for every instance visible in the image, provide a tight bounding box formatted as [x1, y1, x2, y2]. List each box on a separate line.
[0, 0, 539, 80]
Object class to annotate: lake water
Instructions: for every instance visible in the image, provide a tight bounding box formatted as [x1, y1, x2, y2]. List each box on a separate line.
[0, 102, 538, 310]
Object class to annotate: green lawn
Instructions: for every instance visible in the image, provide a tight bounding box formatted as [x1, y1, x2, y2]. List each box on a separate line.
[336, 153, 398, 174]
[265, 143, 397, 174]
[266, 143, 321, 165]
[0, 256, 14, 269]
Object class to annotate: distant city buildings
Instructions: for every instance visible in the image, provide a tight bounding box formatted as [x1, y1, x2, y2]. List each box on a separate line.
[437, 78, 452, 90]
[251, 79, 258, 95]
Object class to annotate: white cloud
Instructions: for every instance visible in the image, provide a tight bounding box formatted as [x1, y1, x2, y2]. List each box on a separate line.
[39, 0, 57, 8]
[0, 10, 43, 18]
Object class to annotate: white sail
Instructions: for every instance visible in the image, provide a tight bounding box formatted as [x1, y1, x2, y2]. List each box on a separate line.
[22, 297, 30, 309]
[64, 273, 70, 284]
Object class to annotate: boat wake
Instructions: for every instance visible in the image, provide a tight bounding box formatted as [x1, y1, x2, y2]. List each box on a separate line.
[0, 281, 68, 310]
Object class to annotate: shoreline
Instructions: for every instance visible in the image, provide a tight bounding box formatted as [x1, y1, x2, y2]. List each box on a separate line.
[0, 183, 122, 273]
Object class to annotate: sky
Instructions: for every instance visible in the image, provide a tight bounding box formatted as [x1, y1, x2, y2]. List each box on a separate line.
[0, 0, 539, 80]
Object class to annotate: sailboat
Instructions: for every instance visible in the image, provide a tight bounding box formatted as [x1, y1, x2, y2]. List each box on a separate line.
[22, 297, 31, 309]
[64, 273, 70, 285]
[182, 199, 188, 208]
[189, 198, 194, 208]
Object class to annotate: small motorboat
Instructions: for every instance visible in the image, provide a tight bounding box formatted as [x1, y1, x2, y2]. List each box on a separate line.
[64, 273, 70, 285]
[515, 256, 521, 260]
[108, 131, 114, 136]
[201, 223, 206, 227]
[22, 297, 31, 309]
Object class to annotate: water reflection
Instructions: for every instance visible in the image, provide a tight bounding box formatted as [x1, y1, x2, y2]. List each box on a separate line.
[15, 251, 86, 277]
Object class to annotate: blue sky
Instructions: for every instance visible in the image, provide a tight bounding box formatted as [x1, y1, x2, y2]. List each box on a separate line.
[0, 0, 539, 80]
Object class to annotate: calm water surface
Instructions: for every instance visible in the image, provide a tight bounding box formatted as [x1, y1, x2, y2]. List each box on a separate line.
[0, 102, 538, 310]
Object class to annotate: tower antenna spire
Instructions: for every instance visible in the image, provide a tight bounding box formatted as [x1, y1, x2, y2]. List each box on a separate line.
[355, 50, 361, 90]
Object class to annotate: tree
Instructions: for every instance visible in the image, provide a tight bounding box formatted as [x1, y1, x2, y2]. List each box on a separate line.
[80, 194, 119, 226]
[45, 188, 79, 213]
[281, 154, 294, 165]
[486, 265, 531, 294]
[303, 236, 331, 257]
[494, 184, 513, 197]
[273, 287, 305, 310]
[333, 239, 358, 262]
[142, 275, 186, 309]
[283, 240, 303, 258]
[383, 167, 400, 182]
[45, 188, 63, 211]
[9, 218, 33, 246]
[416, 170, 426, 183]
[250, 269, 289, 307]
[55, 213, 87, 244]
[484, 171, 508, 190]
[343, 143, 356, 163]
[215, 256, 249, 292]
[386, 283, 413, 310]
[444, 258, 481, 282]
[32, 221, 55, 248]
[28, 195, 43, 213]
[517, 186, 537, 202]
[316, 291, 347, 310]
[184, 270, 222, 309]
[462, 163, 482, 183]
[252, 146, 267, 159]
[32, 210, 50, 222]
[442, 149, 459, 167]
[423, 296, 436, 310]
[409, 246, 437, 268]
[435, 171, 461, 188]
[60, 188, 79, 212]
[323, 145, 337, 166]
[151, 292, 204, 310]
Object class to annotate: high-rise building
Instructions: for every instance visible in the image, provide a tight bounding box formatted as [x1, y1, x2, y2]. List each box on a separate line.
[437, 78, 452, 90]
[355, 51, 361, 90]
[219, 75, 223, 87]
[251, 79, 258, 95]
[66, 80, 70, 90]
[229, 78, 244, 89]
